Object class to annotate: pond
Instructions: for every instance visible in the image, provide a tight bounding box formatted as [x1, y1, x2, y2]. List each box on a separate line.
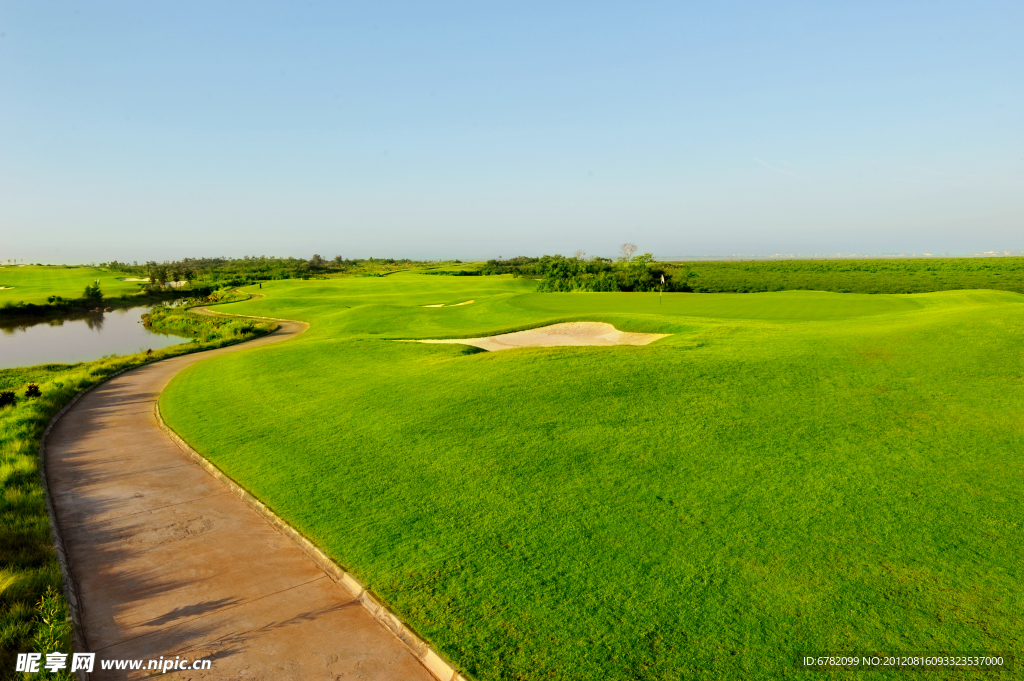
[0, 307, 190, 369]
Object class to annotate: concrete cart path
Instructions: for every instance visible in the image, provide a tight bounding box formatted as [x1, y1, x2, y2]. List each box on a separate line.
[45, 318, 437, 680]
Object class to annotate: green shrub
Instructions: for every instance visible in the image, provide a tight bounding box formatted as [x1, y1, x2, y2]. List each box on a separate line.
[81, 283, 102, 303]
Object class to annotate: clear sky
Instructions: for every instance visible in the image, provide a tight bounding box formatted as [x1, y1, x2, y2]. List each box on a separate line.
[1, 1, 1021, 262]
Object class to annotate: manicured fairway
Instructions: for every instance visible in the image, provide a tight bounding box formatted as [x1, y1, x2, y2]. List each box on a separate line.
[0, 265, 144, 304]
[512, 288, 929, 319]
[160, 274, 1024, 680]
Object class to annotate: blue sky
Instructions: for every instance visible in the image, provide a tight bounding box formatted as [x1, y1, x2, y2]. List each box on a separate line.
[1, 1, 1021, 262]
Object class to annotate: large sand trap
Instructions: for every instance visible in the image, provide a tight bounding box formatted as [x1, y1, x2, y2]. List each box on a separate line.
[416, 322, 669, 352]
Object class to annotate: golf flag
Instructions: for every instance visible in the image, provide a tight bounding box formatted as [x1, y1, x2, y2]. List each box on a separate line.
[661, 274, 665, 284]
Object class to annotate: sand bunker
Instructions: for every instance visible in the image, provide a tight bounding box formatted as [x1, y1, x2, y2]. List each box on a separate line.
[421, 300, 474, 308]
[416, 322, 669, 352]
[119, 278, 189, 287]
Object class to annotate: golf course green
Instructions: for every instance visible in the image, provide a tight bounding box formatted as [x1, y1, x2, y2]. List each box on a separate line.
[0, 265, 146, 305]
[159, 273, 1024, 680]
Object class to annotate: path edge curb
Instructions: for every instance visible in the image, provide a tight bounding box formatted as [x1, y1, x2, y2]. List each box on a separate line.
[154, 403, 469, 681]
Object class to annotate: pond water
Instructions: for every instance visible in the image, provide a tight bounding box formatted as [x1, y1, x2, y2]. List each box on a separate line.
[0, 307, 190, 369]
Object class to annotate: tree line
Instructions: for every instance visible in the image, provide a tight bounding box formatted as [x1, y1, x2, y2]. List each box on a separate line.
[98, 252, 1024, 296]
[477, 245, 682, 292]
[100, 255, 444, 289]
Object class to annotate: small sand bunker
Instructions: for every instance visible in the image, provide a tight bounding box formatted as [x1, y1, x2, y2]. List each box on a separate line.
[416, 322, 669, 352]
[421, 300, 474, 308]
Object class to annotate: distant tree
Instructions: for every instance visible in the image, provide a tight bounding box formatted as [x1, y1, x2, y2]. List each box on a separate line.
[145, 265, 168, 287]
[333, 255, 344, 265]
[633, 252, 655, 267]
[574, 250, 586, 260]
[308, 254, 325, 269]
[619, 243, 638, 263]
[183, 269, 195, 287]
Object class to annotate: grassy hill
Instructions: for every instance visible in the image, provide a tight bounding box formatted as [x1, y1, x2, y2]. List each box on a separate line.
[159, 274, 1023, 680]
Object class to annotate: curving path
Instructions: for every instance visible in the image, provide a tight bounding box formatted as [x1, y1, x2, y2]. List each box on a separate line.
[45, 315, 436, 680]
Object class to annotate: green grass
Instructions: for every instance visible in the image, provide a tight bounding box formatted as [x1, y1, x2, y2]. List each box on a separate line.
[0, 266, 145, 305]
[0, 305, 275, 680]
[510, 289, 929, 320]
[158, 274, 1024, 680]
